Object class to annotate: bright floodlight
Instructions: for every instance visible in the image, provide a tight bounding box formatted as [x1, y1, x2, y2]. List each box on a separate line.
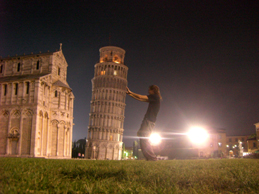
[188, 127, 209, 144]
[149, 133, 161, 145]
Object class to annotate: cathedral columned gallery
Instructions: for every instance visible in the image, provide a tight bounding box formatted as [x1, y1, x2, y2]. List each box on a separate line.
[0, 44, 74, 158]
[85, 46, 128, 160]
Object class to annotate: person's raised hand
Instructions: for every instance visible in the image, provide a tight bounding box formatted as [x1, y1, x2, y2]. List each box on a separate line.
[126, 87, 131, 94]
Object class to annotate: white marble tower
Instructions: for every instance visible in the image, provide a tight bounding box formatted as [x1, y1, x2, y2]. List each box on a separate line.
[85, 46, 128, 160]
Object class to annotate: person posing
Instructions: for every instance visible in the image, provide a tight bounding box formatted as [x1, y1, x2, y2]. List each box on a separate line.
[126, 85, 162, 161]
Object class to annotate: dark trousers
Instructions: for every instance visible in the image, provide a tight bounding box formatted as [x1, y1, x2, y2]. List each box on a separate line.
[138, 119, 157, 161]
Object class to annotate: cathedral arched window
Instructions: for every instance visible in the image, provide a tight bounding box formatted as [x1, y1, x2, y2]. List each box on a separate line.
[3, 84, 7, 96]
[26, 82, 30, 94]
[14, 83, 18, 95]
[0, 65, 3, 73]
[55, 90, 58, 97]
[36, 60, 40, 70]
[17, 63, 21, 72]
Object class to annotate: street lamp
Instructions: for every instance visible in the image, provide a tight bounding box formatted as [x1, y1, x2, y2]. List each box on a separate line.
[187, 127, 209, 144]
[149, 133, 161, 145]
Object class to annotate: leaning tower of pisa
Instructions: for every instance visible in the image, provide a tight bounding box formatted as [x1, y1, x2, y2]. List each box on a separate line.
[85, 46, 128, 160]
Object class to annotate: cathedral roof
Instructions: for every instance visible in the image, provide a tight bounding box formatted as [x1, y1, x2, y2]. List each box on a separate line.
[0, 51, 57, 60]
[1, 43, 64, 60]
[53, 80, 71, 89]
[0, 73, 50, 82]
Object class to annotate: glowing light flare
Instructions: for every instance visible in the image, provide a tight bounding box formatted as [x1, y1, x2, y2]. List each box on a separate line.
[149, 133, 161, 145]
[187, 127, 209, 144]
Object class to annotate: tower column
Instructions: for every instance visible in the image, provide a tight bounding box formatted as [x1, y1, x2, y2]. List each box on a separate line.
[40, 115, 44, 156]
[18, 112, 24, 155]
[63, 126, 66, 156]
[56, 126, 59, 156]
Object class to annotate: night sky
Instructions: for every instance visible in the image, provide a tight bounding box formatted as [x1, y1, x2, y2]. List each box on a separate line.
[1, 1, 258, 147]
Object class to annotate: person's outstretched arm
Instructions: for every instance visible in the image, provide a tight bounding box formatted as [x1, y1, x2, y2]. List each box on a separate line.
[126, 87, 149, 102]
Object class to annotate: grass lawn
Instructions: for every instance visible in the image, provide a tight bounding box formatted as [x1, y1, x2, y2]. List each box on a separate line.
[1, 158, 259, 194]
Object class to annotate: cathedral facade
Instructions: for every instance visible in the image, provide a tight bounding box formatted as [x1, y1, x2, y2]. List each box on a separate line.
[85, 46, 128, 160]
[0, 44, 74, 158]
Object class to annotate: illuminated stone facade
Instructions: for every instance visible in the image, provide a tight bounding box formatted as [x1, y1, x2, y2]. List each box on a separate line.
[0, 45, 74, 158]
[254, 123, 259, 148]
[85, 46, 128, 160]
[196, 128, 227, 157]
[225, 135, 248, 156]
[250, 122, 259, 151]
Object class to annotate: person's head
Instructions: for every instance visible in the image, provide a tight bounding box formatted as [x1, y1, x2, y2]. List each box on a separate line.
[148, 85, 162, 99]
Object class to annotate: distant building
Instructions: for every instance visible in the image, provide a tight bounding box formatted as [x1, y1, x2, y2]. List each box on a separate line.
[72, 138, 86, 158]
[85, 46, 128, 160]
[247, 136, 257, 152]
[253, 122, 259, 150]
[195, 128, 227, 157]
[0, 44, 74, 158]
[226, 135, 248, 156]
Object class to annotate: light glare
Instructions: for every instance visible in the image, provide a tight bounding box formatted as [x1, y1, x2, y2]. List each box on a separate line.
[149, 133, 161, 145]
[188, 127, 209, 144]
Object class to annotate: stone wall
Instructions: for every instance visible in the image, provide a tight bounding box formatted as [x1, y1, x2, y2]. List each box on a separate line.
[0, 54, 52, 76]
[0, 48, 74, 158]
[0, 111, 8, 154]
